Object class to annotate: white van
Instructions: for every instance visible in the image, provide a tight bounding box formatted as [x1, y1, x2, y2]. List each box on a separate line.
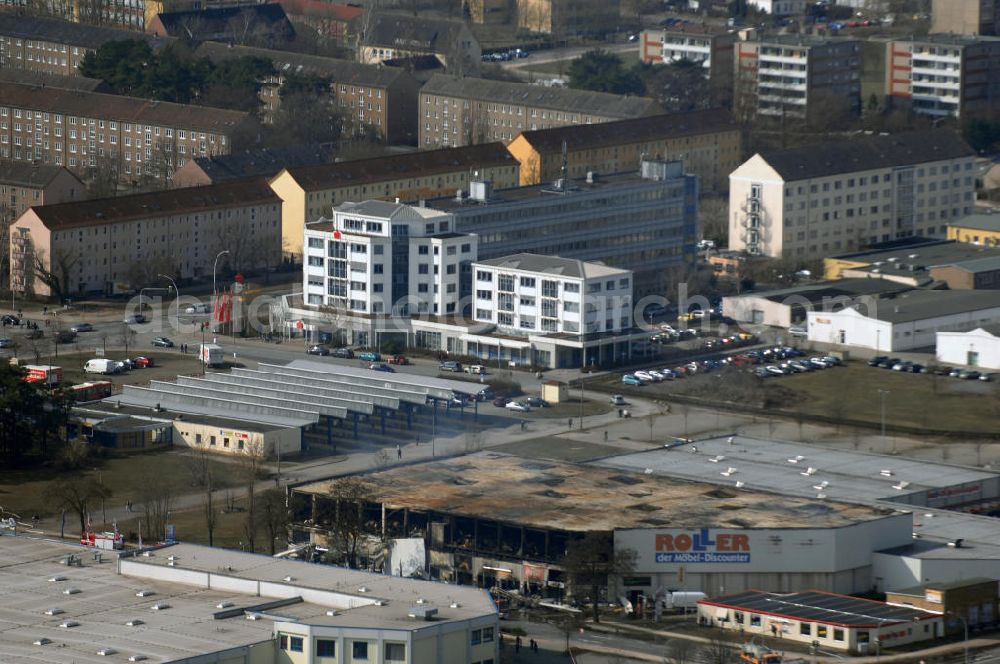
[84, 358, 119, 375]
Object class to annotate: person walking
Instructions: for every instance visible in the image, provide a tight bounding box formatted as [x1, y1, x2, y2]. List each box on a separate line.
[396, 444, 402, 459]
[515, 636, 521, 653]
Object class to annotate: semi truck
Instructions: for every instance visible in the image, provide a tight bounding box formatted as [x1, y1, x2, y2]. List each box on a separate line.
[200, 343, 224, 368]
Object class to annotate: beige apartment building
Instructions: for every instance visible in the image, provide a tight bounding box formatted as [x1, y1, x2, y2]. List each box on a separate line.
[516, 0, 620, 36]
[506, 109, 740, 190]
[932, 0, 999, 36]
[10, 177, 280, 297]
[885, 35, 1000, 120]
[639, 24, 737, 103]
[728, 129, 977, 260]
[0, 162, 81, 222]
[0, 14, 171, 77]
[269, 143, 520, 261]
[194, 42, 421, 143]
[735, 36, 862, 123]
[419, 74, 660, 148]
[0, 80, 248, 182]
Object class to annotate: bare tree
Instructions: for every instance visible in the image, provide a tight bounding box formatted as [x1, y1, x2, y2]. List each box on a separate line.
[137, 470, 174, 542]
[259, 487, 289, 555]
[183, 445, 219, 546]
[53, 475, 111, 534]
[237, 439, 266, 552]
[315, 476, 378, 568]
[701, 635, 736, 664]
[666, 638, 698, 664]
[700, 196, 728, 247]
[32, 247, 81, 303]
[562, 531, 636, 623]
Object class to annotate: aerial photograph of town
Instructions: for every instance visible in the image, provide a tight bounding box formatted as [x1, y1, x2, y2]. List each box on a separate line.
[2, 0, 1000, 661]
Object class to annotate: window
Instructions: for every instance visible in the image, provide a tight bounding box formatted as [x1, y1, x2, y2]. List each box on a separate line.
[817, 625, 828, 639]
[498, 274, 514, 291]
[352, 641, 369, 660]
[477, 270, 493, 282]
[833, 628, 844, 642]
[519, 276, 536, 288]
[564, 301, 579, 313]
[564, 282, 580, 293]
[482, 627, 494, 642]
[542, 280, 558, 297]
[317, 639, 336, 657]
[418, 245, 429, 255]
[308, 256, 324, 267]
[385, 643, 406, 661]
[750, 614, 761, 627]
[290, 636, 304, 652]
[471, 629, 482, 646]
[279, 634, 288, 649]
[800, 622, 812, 636]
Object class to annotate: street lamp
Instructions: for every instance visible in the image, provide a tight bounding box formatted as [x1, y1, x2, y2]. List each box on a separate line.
[158, 273, 179, 311]
[212, 250, 230, 331]
[877, 388, 890, 453]
[946, 612, 969, 664]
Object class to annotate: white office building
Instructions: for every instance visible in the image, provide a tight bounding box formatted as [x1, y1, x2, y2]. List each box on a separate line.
[728, 129, 977, 260]
[937, 325, 1000, 370]
[303, 200, 477, 318]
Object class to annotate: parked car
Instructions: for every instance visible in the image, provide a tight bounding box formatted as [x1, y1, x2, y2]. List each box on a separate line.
[788, 326, 808, 337]
[70, 322, 94, 333]
[184, 303, 210, 314]
[24, 328, 43, 339]
[307, 344, 331, 356]
[876, 357, 901, 369]
[868, 355, 889, 367]
[386, 355, 409, 365]
[56, 330, 77, 344]
[0, 338, 13, 349]
[123, 313, 146, 324]
[525, 396, 549, 408]
[118, 358, 136, 371]
[369, 362, 395, 373]
[152, 336, 174, 348]
[633, 370, 654, 383]
[332, 347, 355, 359]
[492, 396, 510, 407]
[622, 374, 643, 386]
[979, 373, 994, 382]
[132, 356, 154, 368]
[765, 365, 786, 376]
[958, 369, 982, 380]
[84, 358, 119, 375]
[891, 360, 913, 372]
[358, 351, 380, 362]
[464, 364, 487, 375]
[439, 360, 462, 372]
[609, 394, 627, 406]
[0, 314, 18, 325]
[505, 401, 531, 412]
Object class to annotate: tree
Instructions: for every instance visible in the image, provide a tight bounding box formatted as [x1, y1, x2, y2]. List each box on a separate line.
[263, 79, 344, 147]
[700, 196, 729, 247]
[315, 476, 377, 568]
[638, 60, 713, 113]
[137, 470, 174, 542]
[238, 440, 267, 552]
[33, 247, 81, 303]
[259, 487, 289, 555]
[53, 476, 112, 534]
[568, 50, 646, 96]
[562, 531, 636, 623]
[183, 445, 219, 546]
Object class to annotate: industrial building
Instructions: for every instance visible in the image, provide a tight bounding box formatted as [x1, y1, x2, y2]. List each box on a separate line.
[289, 451, 914, 600]
[596, 435, 1000, 594]
[0, 536, 498, 664]
[937, 325, 1000, 370]
[825, 238, 1000, 290]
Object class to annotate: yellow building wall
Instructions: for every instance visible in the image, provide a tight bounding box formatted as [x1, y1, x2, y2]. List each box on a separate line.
[823, 257, 869, 280]
[507, 135, 541, 186]
[270, 170, 309, 262]
[948, 224, 1000, 247]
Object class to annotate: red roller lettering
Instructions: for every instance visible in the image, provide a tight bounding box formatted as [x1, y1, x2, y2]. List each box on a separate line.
[656, 534, 674, 551]
[674, 534, 692, 551]
[731, 534, 750, 551]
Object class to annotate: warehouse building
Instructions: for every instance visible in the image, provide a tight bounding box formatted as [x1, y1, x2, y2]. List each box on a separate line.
[0, 536, 498, 664]
[937, 325, 1000, 370]
[825, 238, 1000, 290]
[887, 578, 999, 636]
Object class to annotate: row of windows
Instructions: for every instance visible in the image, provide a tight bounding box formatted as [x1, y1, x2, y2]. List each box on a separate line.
[278, 634, 405, 660]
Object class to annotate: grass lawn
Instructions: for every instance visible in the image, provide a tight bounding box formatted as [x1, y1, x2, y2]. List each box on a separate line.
[0, 448, 240, 521]
[12, 349, 205, 387]
[113, 497, 255, 550]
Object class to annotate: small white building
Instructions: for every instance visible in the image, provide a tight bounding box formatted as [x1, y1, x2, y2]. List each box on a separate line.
[746, 0, 806, 15]
[303, 200, 477, 316]
[937, 325, 1000, 370]
[807, 290, 1000, 352]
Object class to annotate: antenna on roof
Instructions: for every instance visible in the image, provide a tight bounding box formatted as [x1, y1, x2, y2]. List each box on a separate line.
[560, 139, 568, 179]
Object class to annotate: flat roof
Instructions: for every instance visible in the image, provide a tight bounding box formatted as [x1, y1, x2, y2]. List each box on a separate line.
[952, 211, 1000, 233]
[285, 359, 484, 397]
[890, 577, 998, 597]
[293, 451, 899, 532]
[732, 278, 910, 305]
[701, 590, 934, 628]
[869, 289, 1000, 323]
[832, 239, 1000, 271]
[475, 253, 630, 279]
[75, 402, 284, 434]
[0, 536, 495, 663]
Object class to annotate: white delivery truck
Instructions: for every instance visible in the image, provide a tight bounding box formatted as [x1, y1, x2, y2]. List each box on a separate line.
[200, 343, 224, 368]
[84, 358, 119, 375]
[663, 591, 706, 612]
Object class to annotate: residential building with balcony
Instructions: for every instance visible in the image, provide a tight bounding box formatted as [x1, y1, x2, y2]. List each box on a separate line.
[418, 74, 661, 148]
[506, 109, 740, 190]
[0, 80, 248, 182]
[931, 0, 1000, 36]
[728, 129, 977, 260]
[0, 14, 172, 76]
[10, 177, 280, 297]
[885, 35, 1000, 119]
[0, 162, 81, 223]
[735, 36, 861, 123]
[193, 41, 421, 143]
[302, 200, 476, 319]
[639, 24, 736, 102]
[269, 143, 519, 262]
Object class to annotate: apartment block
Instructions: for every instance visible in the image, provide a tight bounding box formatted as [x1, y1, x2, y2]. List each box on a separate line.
[303, 201, 476, 317]
[932, 0, 1000, 36]
[506, 109, 740, 191]
[747, 0, 806, 14]
[736, 36, 861, 123]
[148, 4, 295, 47]
[428, 160, 698, 299]
[886, 35, 1000, 119]
[516, 0, 620, 36]
[172, 145, 336, 187]
[10, 177, 280, 297]
[359, 13, 480, 75]
[276, 0, 361, 43]
[0, 80, 247, 181]
[639, 25, 736, 102]
[0, 162, 81, 221]
[194, 42, 421, 143]
[419, 74, 660, 148]
[728, 129, 977, 260]
[0, 14, 171, 76]
[269, 143, 519, 262]
[0, 0, 145, 30]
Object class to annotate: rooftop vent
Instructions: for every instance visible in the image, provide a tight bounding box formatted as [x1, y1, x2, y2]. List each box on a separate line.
[735, 480, 746, 489]
[216, 601, 233, 609]
[97, 648, 117, 656]
[801, 467, 817, 476]
[708, 455, 726, 463]
[416, 598, 427, 604]
[357, 586, 369, 593]
[245, 613, 261, 621]
[326, 609, 338, 616]
[948, 539, 965, 548]
[128, 656, 148, 662]
[125, 619, 144, 627]
[408, 606, 438, 621]
[142, 551, 153, 557]
[167, 555, 178, 561]
[49, 576, 67, 582]
[283, 576, 294, 582]
[374, 600, 386, 606]
[813, 481, 829, 491]
[44, 608, 64, 616]
[63, 588, 80, 595]
[787, 455, 804, 464]
[59, 620, 79, 628]
[136, 590, 155, 598]
[880, 469, 894, 477]
[892, 481, 911, 490]
[150, 603, 170, 611]
[720, 467, 737, 477]
[450, 602, 461, 608]
[33, 638, 52, 646]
